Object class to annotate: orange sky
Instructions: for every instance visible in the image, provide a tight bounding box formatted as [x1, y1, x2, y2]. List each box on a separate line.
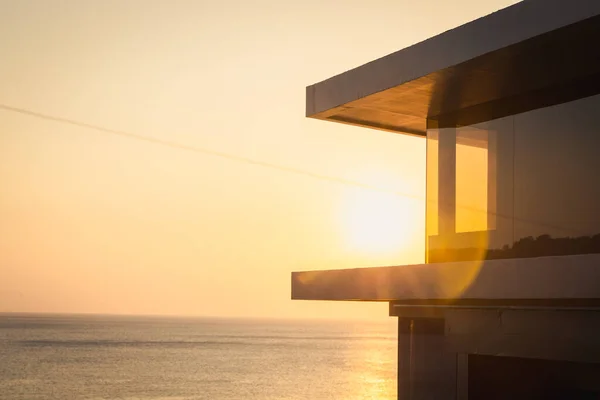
[0, 0, 520, 320]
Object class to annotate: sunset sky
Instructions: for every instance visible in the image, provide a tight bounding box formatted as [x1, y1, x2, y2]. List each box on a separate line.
[0, 0, 520, 320]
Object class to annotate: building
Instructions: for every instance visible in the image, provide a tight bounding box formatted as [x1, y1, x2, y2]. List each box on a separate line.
[292, 1, 600, 398]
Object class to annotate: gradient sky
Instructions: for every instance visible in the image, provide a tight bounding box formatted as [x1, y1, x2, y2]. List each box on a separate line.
[0, 0, 520, 320]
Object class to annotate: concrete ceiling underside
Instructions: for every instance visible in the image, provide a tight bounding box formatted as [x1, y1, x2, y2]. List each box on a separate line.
[306, 0, 600, 137]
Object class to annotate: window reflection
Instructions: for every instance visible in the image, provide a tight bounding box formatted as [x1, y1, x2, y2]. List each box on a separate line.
[426, 93, 600, 263]
[512, 94, 600, 258]
[426, 118, 511, 263]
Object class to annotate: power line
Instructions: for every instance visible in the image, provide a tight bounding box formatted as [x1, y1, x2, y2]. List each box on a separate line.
[0, 103, 418, 200]
[0, 103, 585, 236]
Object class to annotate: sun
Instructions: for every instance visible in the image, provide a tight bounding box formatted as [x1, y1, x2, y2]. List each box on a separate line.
[342, 189, 419, 256]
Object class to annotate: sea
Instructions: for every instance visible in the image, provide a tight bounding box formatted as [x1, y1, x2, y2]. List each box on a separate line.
[0, 314, 397, 400]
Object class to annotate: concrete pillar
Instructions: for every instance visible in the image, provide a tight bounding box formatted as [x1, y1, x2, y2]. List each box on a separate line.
[438, 128, 456, 236]
[397, 318, 456, 400]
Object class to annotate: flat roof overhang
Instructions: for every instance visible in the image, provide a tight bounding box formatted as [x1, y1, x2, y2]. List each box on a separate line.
[306, 0, 600, 136]
[291, 255, 600, 305]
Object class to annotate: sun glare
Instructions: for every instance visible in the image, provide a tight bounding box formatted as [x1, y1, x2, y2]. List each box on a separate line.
[343, 189, 418, 256]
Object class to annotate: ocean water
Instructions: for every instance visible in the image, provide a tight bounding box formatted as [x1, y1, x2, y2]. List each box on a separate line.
[0, 314, 397, 400]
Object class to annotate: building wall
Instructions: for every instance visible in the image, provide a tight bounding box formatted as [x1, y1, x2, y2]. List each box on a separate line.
[427, 93, 600, 263]
[396, 309, 600, 399]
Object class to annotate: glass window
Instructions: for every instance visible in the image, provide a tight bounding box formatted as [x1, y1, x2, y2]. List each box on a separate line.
[426, 118, 512, 263]
[426, 93, 600, 262]
[513, 94, 600, 258]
